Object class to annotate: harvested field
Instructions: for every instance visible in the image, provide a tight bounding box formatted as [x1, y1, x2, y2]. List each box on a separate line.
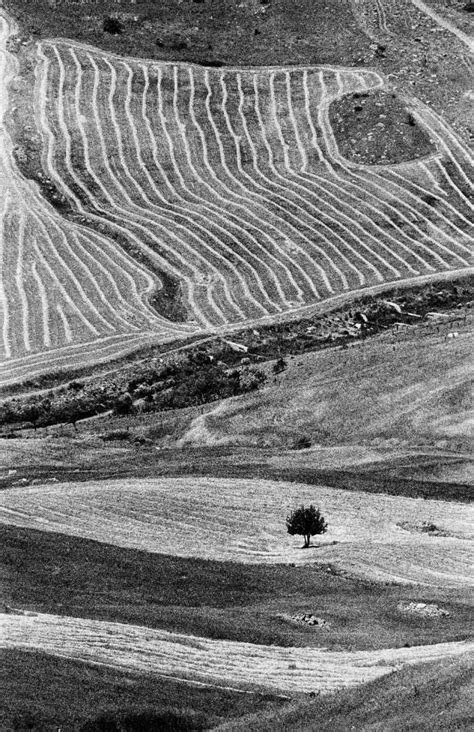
[2, 612, 472, 695]
[1, 477, 472, 586]
[1, 1, 472, 383]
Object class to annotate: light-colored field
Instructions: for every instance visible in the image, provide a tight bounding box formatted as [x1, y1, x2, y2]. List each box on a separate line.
[1, 3, 472, 383]
[1, 477, 472, 586]
[2, 612, 472, 695]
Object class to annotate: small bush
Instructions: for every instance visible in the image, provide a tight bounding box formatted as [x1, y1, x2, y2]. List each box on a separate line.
[103, 17, 123, 35]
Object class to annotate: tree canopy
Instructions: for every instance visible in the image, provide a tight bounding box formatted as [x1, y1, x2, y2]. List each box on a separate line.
[286, 505, 327, 548]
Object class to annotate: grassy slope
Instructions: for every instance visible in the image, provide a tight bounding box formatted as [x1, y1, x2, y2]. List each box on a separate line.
[216, 654, 474, 731]
[1, 649, 282, 732]
[177, 326, 473, 451]
[2, 525, 471, 651]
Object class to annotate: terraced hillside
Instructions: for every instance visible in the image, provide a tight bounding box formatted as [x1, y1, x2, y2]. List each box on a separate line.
[1, 8, 473, 384]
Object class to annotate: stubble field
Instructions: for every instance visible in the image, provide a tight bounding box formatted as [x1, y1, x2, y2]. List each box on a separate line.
[1, 476, 472, 586]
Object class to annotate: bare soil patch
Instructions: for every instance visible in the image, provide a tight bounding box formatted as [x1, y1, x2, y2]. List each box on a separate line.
[329, 90, 437, 165]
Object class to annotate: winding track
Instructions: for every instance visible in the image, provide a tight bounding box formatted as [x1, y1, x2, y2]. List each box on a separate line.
[1, 7, 472, 385]
[409, 0, 474, 52]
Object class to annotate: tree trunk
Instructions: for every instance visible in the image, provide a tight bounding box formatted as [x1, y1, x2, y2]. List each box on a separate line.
[304, 534, 310, 548]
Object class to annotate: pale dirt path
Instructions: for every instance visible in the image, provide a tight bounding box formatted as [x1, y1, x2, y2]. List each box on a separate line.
[1, 477, 472, 586]
[2, 612, 472, 695]
[409, 0, 474, 52]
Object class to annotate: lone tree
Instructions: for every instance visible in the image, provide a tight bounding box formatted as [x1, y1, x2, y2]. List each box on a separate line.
[286, 505, 327, 548]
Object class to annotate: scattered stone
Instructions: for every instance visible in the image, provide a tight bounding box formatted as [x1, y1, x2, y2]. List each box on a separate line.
[397, 601, 450, 618]
[397, 521, 450, 537]
[280, 613, 331, 628]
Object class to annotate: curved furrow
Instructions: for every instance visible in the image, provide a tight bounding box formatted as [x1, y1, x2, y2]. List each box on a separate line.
[76, 50, 227, 322]
[299, 71, 454, 273]
[0, 192, 12, 359]
[219, 74, 384, 289]
[83, 51, 253, 324]
[234, 72, 371, 287]
[15, 211, 30, 352]
[2, 200, 21, 356]
[200, 68, 320, 301]
[33, 213, 122, 335]
[317, 98, 469, 273]
[170, 65, 306, 308]
[244, 72, 406, 279]
[30, 216, 101, 339]
[30, 260, 52, 348]
[94, 54, 242, 324]
[40, 45, 206, 331]
[138, 65, 301, 312]
[269, 70, 426, 278]
[205, 70, 361, 293]
[284, 71, 466, 272]
[314, 72, 455, 273]
[143, 66, 291, 316]
[281, 71, 373, 286]
[38, 45, 217, 329]
[331, 71, 474, 246]
[386, 162, 474, 252]
[237, 70, 403, 279]
[36, 45, 198, 337]
[72, 231, 156, 328]
[153, 65, 319, 305]
[185, 66, 306, 306]
[432, 159, 474, 223]
[180, 66, 299, 308]
[251, 73, 348, 291]
[121, 61, 280, 319]
[55, 302, 73, 344]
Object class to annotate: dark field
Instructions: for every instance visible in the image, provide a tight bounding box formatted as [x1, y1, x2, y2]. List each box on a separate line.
[1, 649, 283, 731]
[4, 0, 371, 67]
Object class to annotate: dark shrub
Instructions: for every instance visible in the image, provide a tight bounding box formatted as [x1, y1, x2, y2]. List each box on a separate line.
[103, 17, 123, 35]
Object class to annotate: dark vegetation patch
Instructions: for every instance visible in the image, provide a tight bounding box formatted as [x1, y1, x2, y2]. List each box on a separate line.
[2, 525, 471, 650]
[0, 649, 281, 732]
[3, 0, 371, 67]
[329, 91, 437, 165]
[1, 276, 471, 432]
[0, 350, 266, 432]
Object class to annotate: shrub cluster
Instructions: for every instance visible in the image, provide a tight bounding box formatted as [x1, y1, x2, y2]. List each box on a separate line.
[0, 352, 266, 432]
